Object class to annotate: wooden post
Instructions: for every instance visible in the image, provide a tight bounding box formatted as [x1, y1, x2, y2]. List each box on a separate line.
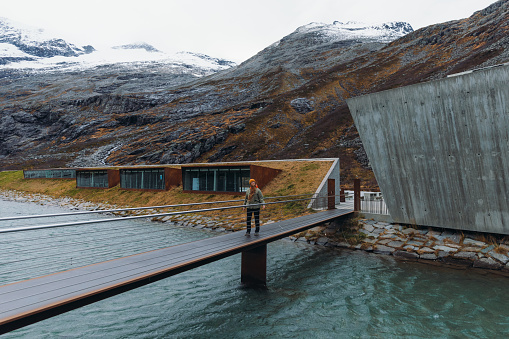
[340, 188, 345, 202]
[354, 179, 361, 212]
[327, 179, 335, 210]
[241, 244, 267, 287]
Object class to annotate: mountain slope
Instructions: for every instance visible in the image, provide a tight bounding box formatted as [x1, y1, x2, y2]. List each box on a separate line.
[1, 0, 509, 189]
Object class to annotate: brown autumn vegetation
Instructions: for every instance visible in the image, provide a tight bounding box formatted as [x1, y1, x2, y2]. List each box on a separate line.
[0, 160, 334, 228]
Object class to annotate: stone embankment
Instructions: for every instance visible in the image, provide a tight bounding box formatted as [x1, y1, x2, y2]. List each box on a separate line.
[295, 219, 509, 273]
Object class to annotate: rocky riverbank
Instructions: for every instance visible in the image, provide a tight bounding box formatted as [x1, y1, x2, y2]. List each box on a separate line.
[0, 189, 117, 211]
[295, 218, 509, 274]
[0, 189, 254, 232]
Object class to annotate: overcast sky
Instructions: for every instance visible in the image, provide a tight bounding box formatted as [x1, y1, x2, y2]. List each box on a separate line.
[1, 0, 498, 62]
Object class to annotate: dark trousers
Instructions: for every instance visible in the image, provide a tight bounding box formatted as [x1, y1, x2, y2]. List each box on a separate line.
[246, 208, 260, 233]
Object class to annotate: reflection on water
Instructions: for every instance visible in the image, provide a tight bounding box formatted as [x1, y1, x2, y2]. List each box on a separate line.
[2, 198, 509, 338]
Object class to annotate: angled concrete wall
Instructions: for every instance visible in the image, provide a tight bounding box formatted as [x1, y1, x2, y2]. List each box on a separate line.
[347, 64, 509, 234]
[308, 158, 340, 209]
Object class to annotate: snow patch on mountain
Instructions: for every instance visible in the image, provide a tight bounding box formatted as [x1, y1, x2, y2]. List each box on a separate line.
[0, 16, 53, 44]
[112, 42, 162, 53]
[0, 16, 92, 58]
[0, 17, 236, 76]
[0, 45, 236, 76]
[0, 42, 31, 58]
[296, 21, 413, 43]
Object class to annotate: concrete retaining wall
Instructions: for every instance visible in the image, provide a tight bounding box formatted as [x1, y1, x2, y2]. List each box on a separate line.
[308, 158, 340, 209]
[346, 64, 509, 234]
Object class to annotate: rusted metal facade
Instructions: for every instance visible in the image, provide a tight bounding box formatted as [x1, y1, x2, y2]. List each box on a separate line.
[250, 165, 282, 189]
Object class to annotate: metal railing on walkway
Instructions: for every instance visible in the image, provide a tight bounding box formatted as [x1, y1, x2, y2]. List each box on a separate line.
[0, 207, 354, 335]
[0, 193, 346, 285]
[360, 197, 390, 215]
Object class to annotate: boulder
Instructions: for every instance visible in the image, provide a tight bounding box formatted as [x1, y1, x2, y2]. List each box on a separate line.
[473, 257, 503, 270]
[387, 240, 405, 248]
[373, 245, 394, 255]
[463, 238, 487, 247]
[420, 253, 438, 260]
[363, 224, 375, 233]
[315, 237, 328, 246]
[394, 250, 419, 259]
[290, 98, 314, 114]
[488, 251, 509, 264]
[442, 256, 473, 267]
[452, 251, 477, 260]
[433, 245, 458, 253]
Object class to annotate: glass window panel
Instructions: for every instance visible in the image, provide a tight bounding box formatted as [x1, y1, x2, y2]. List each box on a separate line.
[225, 170, 236, 192]
[24, 169, 76, 179]
[77, 172, 90, 187]
[182, 166, 250, 193]
[206, 171, 215, 191]
[216, 171, 226, 192]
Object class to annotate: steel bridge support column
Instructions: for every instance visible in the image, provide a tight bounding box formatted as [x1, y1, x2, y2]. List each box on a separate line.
[354, 179, 361, 212]
[241, 244, 267, 287]
[328, 178, 336, 210]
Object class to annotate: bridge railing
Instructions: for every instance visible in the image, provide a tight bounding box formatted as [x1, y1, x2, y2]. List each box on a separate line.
[0, 193, 349, 233]
[0, 194, 348, 285]
[360, 197, 389, 215]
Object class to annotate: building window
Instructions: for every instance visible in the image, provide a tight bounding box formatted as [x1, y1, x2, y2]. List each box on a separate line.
[77, 171, 109, 188]
[120, 169, 165, 190]
[24, 169, 76, 179]
[182, 167, 250, 193]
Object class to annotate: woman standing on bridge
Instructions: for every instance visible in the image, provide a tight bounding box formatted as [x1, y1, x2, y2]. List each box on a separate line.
[243, 179, 265, 236]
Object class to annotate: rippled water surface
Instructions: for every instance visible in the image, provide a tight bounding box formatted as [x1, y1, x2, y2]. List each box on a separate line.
[2, 198, 509, 338]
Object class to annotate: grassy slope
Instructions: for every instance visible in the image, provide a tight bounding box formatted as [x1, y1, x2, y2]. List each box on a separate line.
[0, 160, 334, 229]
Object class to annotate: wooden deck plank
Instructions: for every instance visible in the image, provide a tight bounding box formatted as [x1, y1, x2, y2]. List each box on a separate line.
[1, 208, 349, 296]
[0, 208, 353, 333]
[1, 209, 351, 308]
[1, 209, 351, 307]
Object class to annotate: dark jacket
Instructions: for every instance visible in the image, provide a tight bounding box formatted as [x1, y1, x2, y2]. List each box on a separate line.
[244, 188, 265, 209]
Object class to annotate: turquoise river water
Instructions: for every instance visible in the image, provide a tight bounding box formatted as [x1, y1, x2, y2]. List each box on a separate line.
[1, 198, 509, 338]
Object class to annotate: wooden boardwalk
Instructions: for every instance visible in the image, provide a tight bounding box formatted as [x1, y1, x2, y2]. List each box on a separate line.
[0, 207, 353, 334]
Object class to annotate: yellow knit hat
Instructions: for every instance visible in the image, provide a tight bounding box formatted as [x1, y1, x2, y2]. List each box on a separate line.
[249, 179, 256, 184]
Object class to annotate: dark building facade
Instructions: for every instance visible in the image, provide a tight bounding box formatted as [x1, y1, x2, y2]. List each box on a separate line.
[119, 167, 181, 191]
[181, 164, 281, 194]
[76, 169, 120, 189]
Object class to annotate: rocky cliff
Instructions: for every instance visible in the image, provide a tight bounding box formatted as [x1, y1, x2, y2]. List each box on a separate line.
[1, 0, 509, 188]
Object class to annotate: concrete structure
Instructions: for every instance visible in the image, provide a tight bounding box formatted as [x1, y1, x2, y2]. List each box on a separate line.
[347, 63, 509, 234]
[307, 158, 340, 209]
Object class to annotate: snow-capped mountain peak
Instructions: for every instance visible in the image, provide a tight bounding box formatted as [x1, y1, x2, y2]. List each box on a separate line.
[0, 18, 236, 77]
[0, 17, 93, 59]
[0, 16, 50, 43]
[295, 20, 413, 43]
